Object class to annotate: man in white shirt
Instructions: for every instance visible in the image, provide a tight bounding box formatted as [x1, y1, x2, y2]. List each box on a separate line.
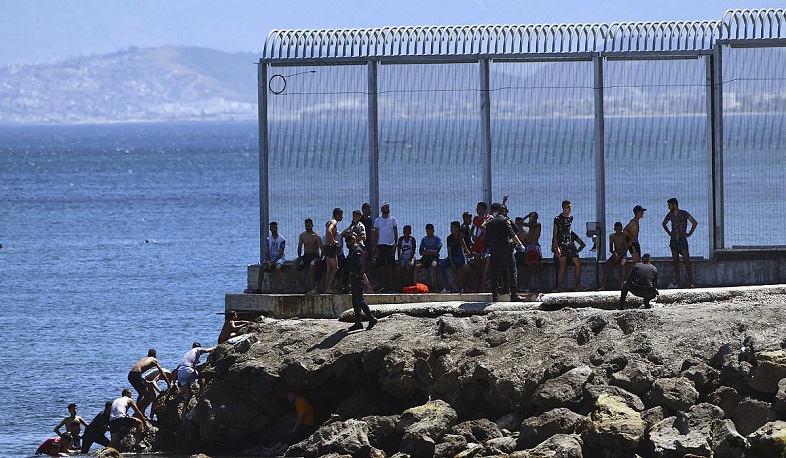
[373, 201, 398, 292]
[108, 388, 148, 449]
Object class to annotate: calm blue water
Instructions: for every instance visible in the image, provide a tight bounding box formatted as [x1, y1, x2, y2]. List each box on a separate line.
[0, 116, 782, 456]
[0, 122, 260, 456]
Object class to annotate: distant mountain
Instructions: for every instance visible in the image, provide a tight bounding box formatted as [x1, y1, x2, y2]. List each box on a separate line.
[0, 46, 259, 124]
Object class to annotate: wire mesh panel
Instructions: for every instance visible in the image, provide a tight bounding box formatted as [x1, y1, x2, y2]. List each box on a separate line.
[266, 64, 369, 259]
[376, 62, 483, 245]
[722, 45, 786, 248]
[489, 60, 596, 257]
[603, 57, 711, 259]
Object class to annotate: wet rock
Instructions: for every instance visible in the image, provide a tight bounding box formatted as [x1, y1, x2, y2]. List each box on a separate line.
[517, 407, 587, 449]
[610, 360, 654, 395]
[284, 418, 377, 458]
[750, 350, 786, 395]
[732, 398, 774, 436]
[433, 434, 467, 458]
[648, 377, 699, 413]
[583, 394, 646, 451]
[449, 419, 503, 443]
[747, 420, 786, 457]
[707, 386, 741, 418]
[396, 400, 458, 458]
[527, 433, 583, 458]
[532, 366, 593, 410]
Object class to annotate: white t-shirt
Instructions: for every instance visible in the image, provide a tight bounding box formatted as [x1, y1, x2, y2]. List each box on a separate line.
[374, 215, 398, 246]
[110, 397, 131, 420]
[180, 348, 204, 368]
[266, 235, 285, 260]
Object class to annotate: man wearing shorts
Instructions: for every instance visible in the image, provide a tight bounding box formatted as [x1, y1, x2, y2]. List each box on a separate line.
[624, 205, 646, 263]
[662, 197, 698, 288]
[416, 223, 442, 291]
[521, 211, 543, 292]
[294, 218, 322, 293]
[257, 221, 286, 293]
[127, 349, 170, 416]
[323, 208, 343, 293]
[177, 342, 216, 407]
[108, 389, 147, 449]
[373, 202, 398, 292]
[599, 221, 628, 290]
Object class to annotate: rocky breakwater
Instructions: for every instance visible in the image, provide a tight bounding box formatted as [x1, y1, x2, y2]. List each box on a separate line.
[156, 295, 786, 457]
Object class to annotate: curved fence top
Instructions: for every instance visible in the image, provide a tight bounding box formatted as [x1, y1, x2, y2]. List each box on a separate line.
[263, 8, 785, 60]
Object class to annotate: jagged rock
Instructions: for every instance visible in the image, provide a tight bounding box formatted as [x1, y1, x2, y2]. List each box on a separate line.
[750, 350, 786, 394]
[648, 377, 699, 413]
[285, 418, 378, 458]
[532, 366, 593, 410]
[363, 415, 400, 452]
[517, 407, 587, 449]
[642, 406, 665, 431]
[775, 378, 786, 414]
[583, 394, 646, 451]
[450, 419, 503, 443]
[454, 443, 482, 458]
[527, 433, 583, 458]
[732, 398, 774, 436]
[190, 454, 211, 458]
[650, 416, 711, 457]
[610, 360, 654, 395]
[495, 413, 525, 432]
[707, 386, 741, 418]
[712, 419, 749, 458]
[747, 420, 786, 457]
[396, 400, 458, 458]
[485, 436, 517, 453]
[389, 453, 411, 458]
[584, 384, 645, 411]
[680, 362, 720, 393]
[94, 448, 122, 458]
[433, 434, 467, 458]
[649, 403, 742, 458]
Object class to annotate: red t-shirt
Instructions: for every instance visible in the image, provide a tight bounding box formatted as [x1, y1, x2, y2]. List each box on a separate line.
[36, 437, 62, 456]
[472, 214, 489, 253]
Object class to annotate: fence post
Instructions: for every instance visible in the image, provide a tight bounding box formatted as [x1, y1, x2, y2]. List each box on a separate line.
[258, 60, 269, 264]
[479, 58, 493, 206]
[367, 60, 380, 216]
[711, 45, 725, 253]
[593, 55, 606, 260]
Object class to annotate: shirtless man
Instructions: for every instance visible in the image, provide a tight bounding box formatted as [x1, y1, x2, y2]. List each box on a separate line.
[662, 197, 698, 288]
[624, 205, 646, 263]
[520, 212, 543, 292]
[108, 388, 148, 449]
[598, 221, 628, 290]
[294, 218, 323, 293]
[323, 208, 343, 294]
[218, 310, 251, 344]
[53, 403, 88, 449]
[128, 349, 171, 416]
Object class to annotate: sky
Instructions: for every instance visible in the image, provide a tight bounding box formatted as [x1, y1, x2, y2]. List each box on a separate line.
[1, 0, 784, 66]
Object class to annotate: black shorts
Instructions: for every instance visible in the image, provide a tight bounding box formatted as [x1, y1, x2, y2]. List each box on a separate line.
[296, 253, 319, 270]
[559, 243, 579, 261]
[109, 417, 138, 434]
[515, 251, 528, 266]
[376, 244, 395, 266]
[418, 255, 439, 267]
[629, 241, 641, 256]
[323, 245, 338, 258]
[127, 371, 146, 394]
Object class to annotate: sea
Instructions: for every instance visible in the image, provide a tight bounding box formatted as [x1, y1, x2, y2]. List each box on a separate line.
[0, 115, 782, 456]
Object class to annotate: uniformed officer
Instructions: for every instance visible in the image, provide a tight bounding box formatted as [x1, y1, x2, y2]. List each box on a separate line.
[484, 204, 526, 302]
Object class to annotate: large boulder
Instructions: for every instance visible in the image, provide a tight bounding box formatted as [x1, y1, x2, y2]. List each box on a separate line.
[583, 384, 645, 412]
[517, 407, 588, 449]
[284, 418, 379, 458]
[649, 403, 746, 458]
[396, 400, 458, 458]
[707, 386, 741, 419]
[449, 419, 503, 443]
[732, 397, 774, 436]
[526, 433, 584, 458]
[532, 366, 593, 410]
[648, 377, 699, 413]
[583, 394, 646, 451]
[750, 350, 786, 394]
[610, 360, 655, 395]
[433, 434, 467, 458]
[747, 420, 786, 457]
[362, 415, 400, 453]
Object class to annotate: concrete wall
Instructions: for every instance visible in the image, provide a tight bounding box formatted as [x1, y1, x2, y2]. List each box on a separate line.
[242, 250, 786, 293]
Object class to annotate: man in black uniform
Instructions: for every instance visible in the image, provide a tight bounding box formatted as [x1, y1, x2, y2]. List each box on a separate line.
[81, 402, 112, 453]
[345, 233, 378, 331]
[619, 253, 659, 308]
[484, 204, 526, 302]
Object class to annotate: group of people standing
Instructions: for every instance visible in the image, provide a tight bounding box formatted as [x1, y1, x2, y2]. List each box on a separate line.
[252, 196, 698, 302]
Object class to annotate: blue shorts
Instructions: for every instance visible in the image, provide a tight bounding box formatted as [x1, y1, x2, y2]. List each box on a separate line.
[264, 257, 285, 271]
[178, 366, 198, 385]
[670, 236, 689, 254]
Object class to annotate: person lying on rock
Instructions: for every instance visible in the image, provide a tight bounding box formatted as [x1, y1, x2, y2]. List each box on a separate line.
[619, 253, 659, 308]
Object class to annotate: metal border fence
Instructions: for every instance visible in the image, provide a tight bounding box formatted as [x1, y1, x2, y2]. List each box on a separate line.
[257, 9, 786, 262]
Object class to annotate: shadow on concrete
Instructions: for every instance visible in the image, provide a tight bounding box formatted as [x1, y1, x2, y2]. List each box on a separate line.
[308, 329, 349, 351]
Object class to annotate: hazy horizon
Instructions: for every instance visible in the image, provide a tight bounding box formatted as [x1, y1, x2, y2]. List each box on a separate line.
[2, 0, 784, 67]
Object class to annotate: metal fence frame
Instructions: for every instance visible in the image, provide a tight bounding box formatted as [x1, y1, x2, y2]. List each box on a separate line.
[257, 9, 786, 262]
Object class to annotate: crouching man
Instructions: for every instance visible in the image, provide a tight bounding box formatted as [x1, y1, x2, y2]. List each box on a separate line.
[619, 253, 659, 309]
